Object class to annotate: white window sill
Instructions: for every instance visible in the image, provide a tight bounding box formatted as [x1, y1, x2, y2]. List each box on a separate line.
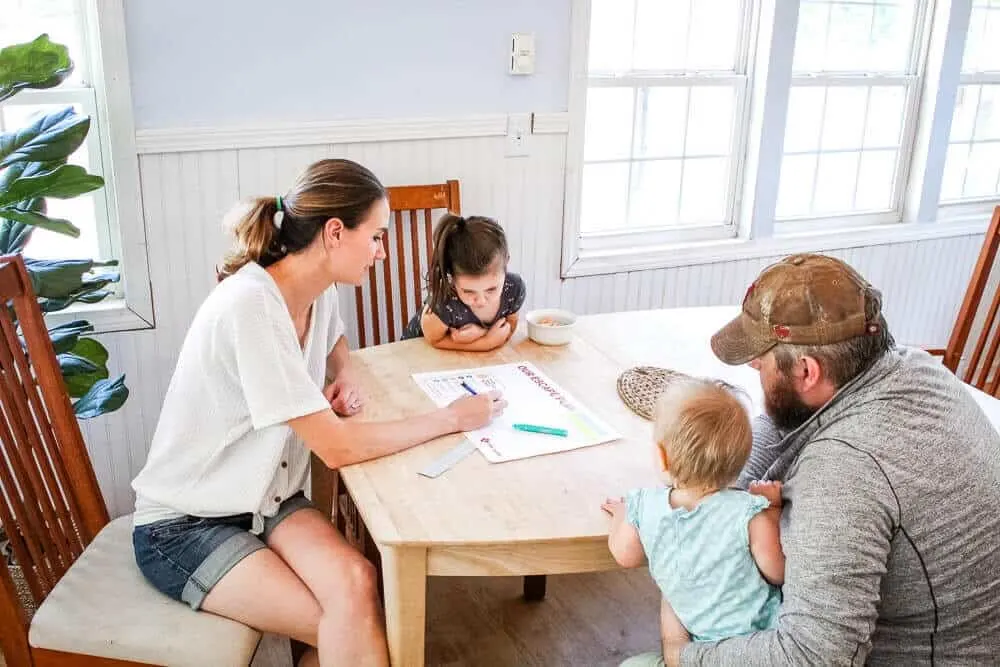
[561, 219, 990, 278]
[43, 298, 154, 334]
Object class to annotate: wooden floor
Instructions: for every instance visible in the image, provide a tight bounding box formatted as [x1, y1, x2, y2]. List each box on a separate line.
[2, 570, 661, 667]
[422, 570, 661, 667]
[253, 568, 662, 666]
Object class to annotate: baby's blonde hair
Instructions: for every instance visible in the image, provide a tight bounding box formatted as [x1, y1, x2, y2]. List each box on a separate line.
[654, 378, 752, 489]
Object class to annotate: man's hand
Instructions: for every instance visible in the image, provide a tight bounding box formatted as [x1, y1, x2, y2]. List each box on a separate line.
[749, 480, 784, 508]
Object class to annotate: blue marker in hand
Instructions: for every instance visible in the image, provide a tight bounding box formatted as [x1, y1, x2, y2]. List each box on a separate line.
[460, 381, 477, 396]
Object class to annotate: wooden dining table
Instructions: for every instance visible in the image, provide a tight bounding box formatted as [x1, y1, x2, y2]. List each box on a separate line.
[338, 306, 767, 666]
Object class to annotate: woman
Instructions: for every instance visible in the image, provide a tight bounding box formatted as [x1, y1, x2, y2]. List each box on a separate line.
[131, 159, 504, 666]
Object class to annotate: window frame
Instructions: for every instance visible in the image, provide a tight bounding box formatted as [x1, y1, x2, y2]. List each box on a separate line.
[2, 0, 152, 332]
[562, 0, 992, 278]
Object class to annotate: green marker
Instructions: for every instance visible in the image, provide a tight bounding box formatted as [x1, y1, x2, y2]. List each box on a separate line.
[512, 423, 569, 437]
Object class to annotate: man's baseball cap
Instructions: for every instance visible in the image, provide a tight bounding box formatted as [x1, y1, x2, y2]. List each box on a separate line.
[711, 254, 883, 365]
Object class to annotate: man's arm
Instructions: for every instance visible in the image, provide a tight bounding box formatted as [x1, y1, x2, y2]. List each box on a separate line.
[679, 442, 896, 666]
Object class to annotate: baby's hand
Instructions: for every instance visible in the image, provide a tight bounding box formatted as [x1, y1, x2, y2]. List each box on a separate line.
[601, 497, 625, 516]
[749, 480, 784, 508]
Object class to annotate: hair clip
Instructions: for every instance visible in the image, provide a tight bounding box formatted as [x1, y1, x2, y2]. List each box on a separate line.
[274, 195, 284, 230]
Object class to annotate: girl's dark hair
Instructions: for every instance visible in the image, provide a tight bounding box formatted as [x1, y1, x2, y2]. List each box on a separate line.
[427, 214, 508, 312]
[218, 158, 386, 280]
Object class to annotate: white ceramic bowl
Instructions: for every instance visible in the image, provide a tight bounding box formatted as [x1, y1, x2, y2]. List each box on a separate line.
[525, 308, 577, 346]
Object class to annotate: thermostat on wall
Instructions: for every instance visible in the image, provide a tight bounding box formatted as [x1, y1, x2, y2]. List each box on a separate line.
[510, 33, 535, 75]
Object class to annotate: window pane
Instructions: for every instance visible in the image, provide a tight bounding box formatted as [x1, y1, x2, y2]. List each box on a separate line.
[633, 0, 689, 71]
[941, 143, 971, 201]
[685, 87, 735, 157]
[0, 0, 87, 85]
[863, 86, 905, 148]
[964, 142, 1000, 197]
[777, 154, 819, 218]
[679, 157, 728, 224]
[2, 103, 100, 260]
[813, 151, 861, 215]
[580, 163, 630, 233]
[855, 150, 896, 211]
[629, 160, 682, 228]
[687, 0, 742, 71]
[821, 87, 868, 150]
[634, 88, 687, 159]
[785, 87, 826, 153]
[974, 85, 1000, 141]
[584, 88, 635, 161]
[951, 85, 981, 142]
[588, 0, 636, 73]
[793, 0, 917, 74]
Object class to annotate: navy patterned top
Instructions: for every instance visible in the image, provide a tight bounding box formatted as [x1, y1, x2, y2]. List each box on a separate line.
[402, 272, 526, 339]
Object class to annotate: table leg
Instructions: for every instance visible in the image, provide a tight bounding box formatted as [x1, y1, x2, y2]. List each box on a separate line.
[523, 574, 547, 601]
[380, 545, 427, 667]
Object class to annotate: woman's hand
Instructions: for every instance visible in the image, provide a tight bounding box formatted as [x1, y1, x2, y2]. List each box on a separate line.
[324, 367, 363, 417]
[447, 390, 506, 431]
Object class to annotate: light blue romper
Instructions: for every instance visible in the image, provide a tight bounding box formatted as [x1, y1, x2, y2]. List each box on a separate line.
[624, 487, 781, 641]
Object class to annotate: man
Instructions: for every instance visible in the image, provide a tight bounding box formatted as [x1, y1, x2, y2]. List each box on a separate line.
[655, 254, 1000, 665]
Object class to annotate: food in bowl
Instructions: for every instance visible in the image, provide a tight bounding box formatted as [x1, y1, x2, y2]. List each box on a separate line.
[525, 309, 577, 345]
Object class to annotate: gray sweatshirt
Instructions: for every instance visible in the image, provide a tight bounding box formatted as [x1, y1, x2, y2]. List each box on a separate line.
[684, 347, 1000, 666]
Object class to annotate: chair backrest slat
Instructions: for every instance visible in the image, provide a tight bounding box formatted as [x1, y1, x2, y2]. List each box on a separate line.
[354, 180, 461, 347]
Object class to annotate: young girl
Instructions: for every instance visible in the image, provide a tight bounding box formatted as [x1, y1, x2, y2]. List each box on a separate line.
[402, 213, 525, 351]
[602, 378, 784, 666]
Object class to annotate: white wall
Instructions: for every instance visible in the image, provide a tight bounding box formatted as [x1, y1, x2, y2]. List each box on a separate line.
[124, 0, 571, 128]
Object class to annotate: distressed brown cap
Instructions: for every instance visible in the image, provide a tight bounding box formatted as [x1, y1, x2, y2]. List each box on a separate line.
[711, 254, 883, 365]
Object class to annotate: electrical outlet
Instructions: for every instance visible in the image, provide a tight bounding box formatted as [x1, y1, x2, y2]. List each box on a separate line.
[505, 113, 532, 158]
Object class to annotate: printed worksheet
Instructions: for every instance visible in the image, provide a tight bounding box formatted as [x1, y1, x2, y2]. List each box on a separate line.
[412, 362, 621, 462]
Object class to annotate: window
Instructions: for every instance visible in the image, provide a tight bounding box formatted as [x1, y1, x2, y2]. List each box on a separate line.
[941, 1, 1000, 203]
[777, 0, 926, 226]
[1, 0, 104, 260]
[0, 0, 152, 330]
[563, 0, 990, 277]
[572, 0, 754, 248]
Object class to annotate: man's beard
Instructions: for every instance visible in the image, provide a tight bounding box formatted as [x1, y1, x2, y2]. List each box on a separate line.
[765, 372, 817, 431]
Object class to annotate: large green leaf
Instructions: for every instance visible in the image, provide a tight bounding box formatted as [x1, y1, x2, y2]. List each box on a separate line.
[0, 218, 34, 254]
[25, 258, 97, 297]
[60, 337, 110, 397]
[58, 351, 102, 376]
[73, 375, 128, 419]
[1, 208, 79, 237]
[47, 319, 94, 354]
[0, 107, 89, 169]
[0, 164, 104, 207]
[0, 35, 73, 104]
[69, 337, 108, 367]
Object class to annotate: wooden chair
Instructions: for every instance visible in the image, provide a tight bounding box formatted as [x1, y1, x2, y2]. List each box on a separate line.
[355, 179, 461, 348]
[0, 254, 260, 667]
[927, 206, 1000, 395]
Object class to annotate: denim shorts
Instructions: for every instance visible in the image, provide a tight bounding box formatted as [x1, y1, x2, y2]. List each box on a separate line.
[132, 492, 314, 610]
